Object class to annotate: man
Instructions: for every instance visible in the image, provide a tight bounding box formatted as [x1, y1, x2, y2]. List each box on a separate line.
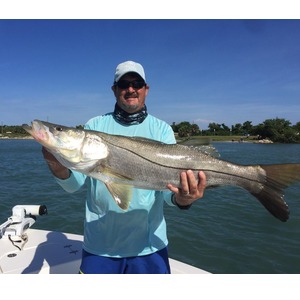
[42, 60, 206, 273]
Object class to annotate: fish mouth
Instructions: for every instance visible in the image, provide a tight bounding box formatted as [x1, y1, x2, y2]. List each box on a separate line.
[22, 120, 50, 144]
[22, 123, 33, 135]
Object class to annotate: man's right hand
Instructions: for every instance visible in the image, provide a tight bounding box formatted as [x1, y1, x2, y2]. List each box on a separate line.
[42, 147, 70, 179]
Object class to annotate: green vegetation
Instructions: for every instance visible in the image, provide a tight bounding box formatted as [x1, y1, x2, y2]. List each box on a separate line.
[0, 124, 84, 139]
[172, 118, 300, 143]
[1, 118, 300, 143]
[0, 125, 28, 138]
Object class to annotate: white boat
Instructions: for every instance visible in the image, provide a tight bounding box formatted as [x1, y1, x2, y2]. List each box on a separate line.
[0, 205, 210, 274]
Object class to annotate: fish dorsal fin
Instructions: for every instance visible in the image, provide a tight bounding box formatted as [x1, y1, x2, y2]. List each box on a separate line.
[133, 138, 219, 157]
[191, 145, 220, 158]
[132, 137, 220, 157]
[105, 182, 132, 210]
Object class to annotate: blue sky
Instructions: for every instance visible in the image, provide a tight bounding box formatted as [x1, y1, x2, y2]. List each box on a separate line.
[1, 19, 300, 129]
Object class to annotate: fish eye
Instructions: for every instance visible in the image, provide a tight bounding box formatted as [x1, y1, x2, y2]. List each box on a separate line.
[56, 126, 63, 131]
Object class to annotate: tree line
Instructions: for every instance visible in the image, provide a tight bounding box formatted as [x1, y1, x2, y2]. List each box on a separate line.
[171, 118, 300, 143]
[1, 117, 300, 143]
[0, 124, 84, 138]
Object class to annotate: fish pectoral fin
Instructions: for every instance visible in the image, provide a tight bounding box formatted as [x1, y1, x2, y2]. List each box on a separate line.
[105, 182, 132, 211]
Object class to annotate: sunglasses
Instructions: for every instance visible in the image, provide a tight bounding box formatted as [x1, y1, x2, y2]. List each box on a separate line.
[115, 80, 146, 90]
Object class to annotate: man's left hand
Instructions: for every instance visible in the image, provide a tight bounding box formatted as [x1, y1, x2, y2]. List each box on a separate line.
[167, 170, 206, 207]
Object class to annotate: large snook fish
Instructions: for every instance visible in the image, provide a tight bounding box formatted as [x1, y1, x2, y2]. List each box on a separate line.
[23, 120, 300, 222]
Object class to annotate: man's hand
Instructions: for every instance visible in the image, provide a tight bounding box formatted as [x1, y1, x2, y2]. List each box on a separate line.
[167, 170, 206, 207]
[42, 147, 70, 179]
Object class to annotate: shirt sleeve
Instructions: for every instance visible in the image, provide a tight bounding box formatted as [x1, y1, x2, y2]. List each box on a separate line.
[55, 170, 87, 193]
[157, 190, 176, 207]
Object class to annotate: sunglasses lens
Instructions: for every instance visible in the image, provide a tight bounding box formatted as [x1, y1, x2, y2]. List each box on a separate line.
[117, 80, 145, 89]
[116, 81, 129, 89]
[132, 81, 145, 89]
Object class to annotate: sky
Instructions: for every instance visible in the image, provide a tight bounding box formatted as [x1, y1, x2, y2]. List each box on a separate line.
[1, 18, 300, 130]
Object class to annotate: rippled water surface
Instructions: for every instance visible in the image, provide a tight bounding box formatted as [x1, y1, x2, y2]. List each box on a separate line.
[1, 140, 300, 273]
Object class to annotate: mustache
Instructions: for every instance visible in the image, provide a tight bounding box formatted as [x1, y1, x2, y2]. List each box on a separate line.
[125, 92, 138, 98]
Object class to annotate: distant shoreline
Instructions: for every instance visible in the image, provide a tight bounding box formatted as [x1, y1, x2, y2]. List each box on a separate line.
[0, 135, 274, 144]
[0, 136, 34, 140]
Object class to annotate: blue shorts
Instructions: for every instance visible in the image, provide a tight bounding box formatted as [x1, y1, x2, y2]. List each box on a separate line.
[79, 247, 171, 274]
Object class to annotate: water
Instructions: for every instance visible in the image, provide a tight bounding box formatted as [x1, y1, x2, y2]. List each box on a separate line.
[1, 139, 300, 274]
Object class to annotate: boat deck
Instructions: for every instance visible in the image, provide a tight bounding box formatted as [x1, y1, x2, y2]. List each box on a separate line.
[0, 229, 209, 274]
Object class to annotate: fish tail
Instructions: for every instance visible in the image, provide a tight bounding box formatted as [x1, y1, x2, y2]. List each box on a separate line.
[251, 164, 300, 222]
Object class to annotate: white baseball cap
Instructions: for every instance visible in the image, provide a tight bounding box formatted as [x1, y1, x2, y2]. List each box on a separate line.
[114, 61, 146, 83]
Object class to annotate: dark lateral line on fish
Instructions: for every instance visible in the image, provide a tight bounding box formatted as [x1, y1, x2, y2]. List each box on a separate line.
[103, 140, 270, 186]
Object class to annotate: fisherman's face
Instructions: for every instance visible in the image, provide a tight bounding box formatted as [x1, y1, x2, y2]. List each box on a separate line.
[112, 73, 149, 113]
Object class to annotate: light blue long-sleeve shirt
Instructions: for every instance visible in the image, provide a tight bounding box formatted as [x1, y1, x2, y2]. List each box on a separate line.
[55, 112, 177, 257]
